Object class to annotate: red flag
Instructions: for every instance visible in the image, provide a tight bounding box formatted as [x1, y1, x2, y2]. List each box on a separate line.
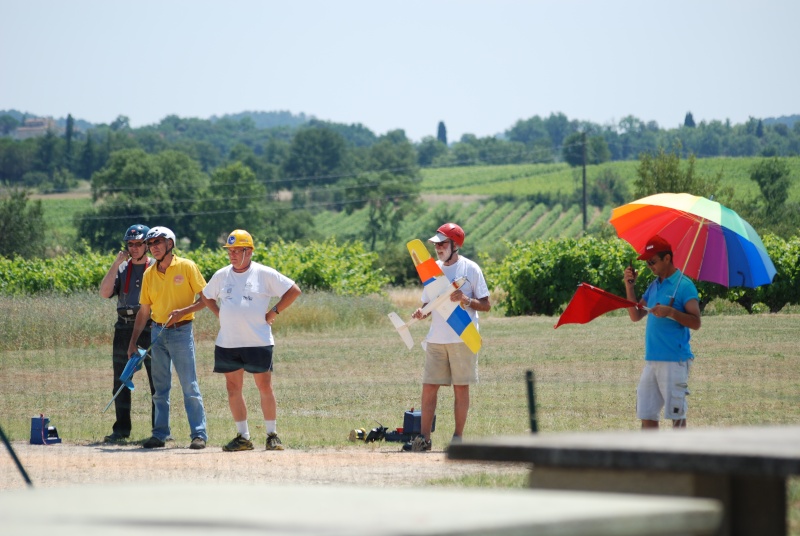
[554, 283, 642, 329]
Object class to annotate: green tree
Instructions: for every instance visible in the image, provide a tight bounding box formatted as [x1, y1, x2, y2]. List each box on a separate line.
[750, 157, 792, 216]
[64, 114, 75, 173]
[339, 130, 421, 250]
[507, 116, 551, 146]
[544, 112, 574, 149]
[437, 121, 447, 145]
[561, 132, 584, 167]
[416, 136, 447, 166]
[0, 115, 19, 136]
[79, 149, 208, 250]
[684, 112, 696, 128]
[263, 138, 290, 167]
[365, 134, 420, 250]
[588, 136, 611, 165]
[193, 161, 268, 246]
[634, 141, 724, 200]
[0, 138, 36, 183]
[282, 127, 348, 189]
[562, 133, 610, 167]
[450, 141, 480, 165]
[589, 168, 630, 207]
[306, 119, 376, 147]
[35, 129, 61, 181]
[79, 133, 96, 180]
[110, 115, 130, 131]
[472, 137, 529, 165]
[0, 188, 46, 258]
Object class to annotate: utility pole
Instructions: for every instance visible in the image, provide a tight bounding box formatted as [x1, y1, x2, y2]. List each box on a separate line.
[582, 132, 587, 231]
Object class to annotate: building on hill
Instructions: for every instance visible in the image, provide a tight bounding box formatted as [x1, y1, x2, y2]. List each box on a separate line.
[13, 117, 61, 140]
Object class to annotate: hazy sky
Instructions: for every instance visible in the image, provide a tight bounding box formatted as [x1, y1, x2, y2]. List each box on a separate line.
[2, 1, 797, 142]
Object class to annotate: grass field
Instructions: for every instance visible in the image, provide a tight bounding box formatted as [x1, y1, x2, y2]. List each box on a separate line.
[36, 196, 92, 254]
[420, 156, 800, 201]
[0, 291, 798, 531]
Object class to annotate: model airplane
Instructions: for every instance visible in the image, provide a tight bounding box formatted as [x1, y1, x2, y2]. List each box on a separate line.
[102, 347, 147, 413]
[387, 239, 482, 353]
[102, 314, 173, 413]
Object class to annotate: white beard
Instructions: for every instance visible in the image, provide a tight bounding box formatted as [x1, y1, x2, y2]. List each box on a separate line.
[436, 243, 455, 263]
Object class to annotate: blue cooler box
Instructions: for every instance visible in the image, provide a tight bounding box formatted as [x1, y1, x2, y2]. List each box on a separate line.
[30, 415, 62, 445]
[403, 410, 435, 435]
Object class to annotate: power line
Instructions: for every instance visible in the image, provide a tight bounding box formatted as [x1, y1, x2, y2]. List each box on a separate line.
[71, 192, 419, 222]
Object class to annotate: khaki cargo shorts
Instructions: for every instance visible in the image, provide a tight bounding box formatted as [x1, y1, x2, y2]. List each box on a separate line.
[422, 342, 478, 385]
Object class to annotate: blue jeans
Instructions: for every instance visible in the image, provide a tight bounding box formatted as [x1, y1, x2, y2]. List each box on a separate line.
[150, 322, 207, 442]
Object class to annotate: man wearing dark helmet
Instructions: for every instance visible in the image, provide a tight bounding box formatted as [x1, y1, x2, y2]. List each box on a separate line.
[98, 224, 156, 443]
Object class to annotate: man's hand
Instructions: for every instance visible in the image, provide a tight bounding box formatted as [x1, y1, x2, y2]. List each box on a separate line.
[650, 303, 672, 318]
[114, 250, 130, 265]
[452, 289, 470, 307]
[624, 265, 637, 286]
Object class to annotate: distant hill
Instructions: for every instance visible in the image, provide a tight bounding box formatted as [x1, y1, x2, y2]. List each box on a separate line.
[3, 108, 797, 135]
[763, 114, 799, 128]
[1, 109, 311, 133]
[0, 109, 95, 133]
[209, 110, 311, 129]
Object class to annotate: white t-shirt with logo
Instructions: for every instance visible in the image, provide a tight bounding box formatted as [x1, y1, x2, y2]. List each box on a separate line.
[421, 255, 489, 344]
[202, 262, 295, 348]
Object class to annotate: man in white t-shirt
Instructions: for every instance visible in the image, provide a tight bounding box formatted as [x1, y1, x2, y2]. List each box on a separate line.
[173, 229, 301, 452]
[406, 223, 491, 453]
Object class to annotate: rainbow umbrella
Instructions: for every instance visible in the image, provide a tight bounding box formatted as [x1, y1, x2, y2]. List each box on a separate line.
[609, 193, 776, 288]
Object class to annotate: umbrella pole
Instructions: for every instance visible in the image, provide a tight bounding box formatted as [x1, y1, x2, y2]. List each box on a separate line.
[670, 218, 705, 307]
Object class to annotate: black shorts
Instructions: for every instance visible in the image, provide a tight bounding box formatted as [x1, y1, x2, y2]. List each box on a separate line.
[213, 345, 274, 374]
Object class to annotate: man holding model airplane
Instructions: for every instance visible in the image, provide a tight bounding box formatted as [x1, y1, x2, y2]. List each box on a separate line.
[404, 223, 491, 452]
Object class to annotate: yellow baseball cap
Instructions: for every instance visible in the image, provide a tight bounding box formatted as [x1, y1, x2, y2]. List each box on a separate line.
[223, 229, 254, 249]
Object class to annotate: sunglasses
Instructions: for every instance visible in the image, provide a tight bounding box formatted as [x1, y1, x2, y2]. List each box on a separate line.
[226, 247, 250, 255]
[127, 241, 145, 248]
[146, 238, 166, 247]
[647, 252, 669, 266]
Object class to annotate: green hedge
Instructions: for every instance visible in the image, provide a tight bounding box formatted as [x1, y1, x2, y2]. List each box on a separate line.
[3, 235, 798, 315]
[0, 238, 389, 297]
[484, 234, 800, 316]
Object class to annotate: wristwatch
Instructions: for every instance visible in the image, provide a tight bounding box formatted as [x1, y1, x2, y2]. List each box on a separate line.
[271, 305, 279, 315]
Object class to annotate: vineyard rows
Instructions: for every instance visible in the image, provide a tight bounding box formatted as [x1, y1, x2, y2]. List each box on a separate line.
[38, 156, 800, 254]
[312, 200, 608, 253]
[420, 156, 800, 200]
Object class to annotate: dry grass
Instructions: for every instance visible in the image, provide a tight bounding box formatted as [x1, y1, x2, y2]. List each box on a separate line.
[1, 292, 799, 532]
[2, 292, 799, 440]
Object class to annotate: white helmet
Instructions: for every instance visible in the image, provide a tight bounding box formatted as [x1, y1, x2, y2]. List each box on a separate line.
[145, 226, 176, 244]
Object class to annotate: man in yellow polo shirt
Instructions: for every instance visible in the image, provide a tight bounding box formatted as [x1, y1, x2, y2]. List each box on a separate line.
[126, 226, 208, 450]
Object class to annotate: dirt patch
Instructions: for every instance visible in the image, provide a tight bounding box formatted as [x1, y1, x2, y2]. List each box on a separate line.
[1, 441, 528, 491]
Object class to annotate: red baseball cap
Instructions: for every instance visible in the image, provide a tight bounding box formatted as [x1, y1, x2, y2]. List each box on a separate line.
[637, 235, 672, 260]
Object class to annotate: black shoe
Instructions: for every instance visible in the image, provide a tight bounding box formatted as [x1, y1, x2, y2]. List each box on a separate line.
[189, 437, 207, 450]
[402, 436, 432, 452]
[142, 436, 166, 449]
[104, 431, 129, 443]
[412, 436, 432, 452]
[223, 434, 254, 452]
[265, 432, 284, 451]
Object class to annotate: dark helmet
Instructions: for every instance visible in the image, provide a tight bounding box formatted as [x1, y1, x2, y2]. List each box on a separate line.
[124, 224, 150, 242]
